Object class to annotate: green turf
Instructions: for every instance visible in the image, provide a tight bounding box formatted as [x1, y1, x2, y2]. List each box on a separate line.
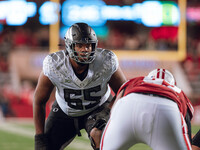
[192, 125, 200, 134]
[0, 130, 33, 150]
[0, 122, 199, 150]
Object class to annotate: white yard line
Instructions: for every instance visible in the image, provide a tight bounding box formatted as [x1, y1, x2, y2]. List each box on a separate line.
[0, 121, 34, 138]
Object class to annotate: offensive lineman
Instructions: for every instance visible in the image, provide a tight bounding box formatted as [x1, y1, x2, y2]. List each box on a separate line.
[100, 68, 193, 150]
[33, 23, 126, 150]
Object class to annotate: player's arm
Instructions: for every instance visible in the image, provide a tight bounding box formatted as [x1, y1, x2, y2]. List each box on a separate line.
[33, 71, 54, 135]
[108, 66, 126, 108]
[193, 145, 200, 150]
[192, 130, 200, 150]
[108, 66, 126, 94]
[109, 88, 125, 108]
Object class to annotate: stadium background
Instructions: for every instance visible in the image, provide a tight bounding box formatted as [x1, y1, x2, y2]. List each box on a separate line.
[0, 0, 200, 149]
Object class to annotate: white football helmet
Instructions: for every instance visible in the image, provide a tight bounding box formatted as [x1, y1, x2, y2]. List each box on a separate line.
[147, 68, 176, 85]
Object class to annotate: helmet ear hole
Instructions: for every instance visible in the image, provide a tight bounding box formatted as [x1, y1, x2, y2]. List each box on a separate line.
[91, 43, 96, 51]
[70, 44, 74, 50]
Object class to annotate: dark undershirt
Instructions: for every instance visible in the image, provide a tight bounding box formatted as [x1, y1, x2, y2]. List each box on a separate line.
[74, 68, 88, 81]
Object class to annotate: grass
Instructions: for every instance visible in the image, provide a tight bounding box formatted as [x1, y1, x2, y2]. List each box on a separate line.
[0, 120, 199, 150]
[0, 130, 33, 150]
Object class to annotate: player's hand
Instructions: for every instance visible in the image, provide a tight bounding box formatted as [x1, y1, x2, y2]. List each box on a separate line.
[192, 145, 200, 150]
[35, 134, 48, 150]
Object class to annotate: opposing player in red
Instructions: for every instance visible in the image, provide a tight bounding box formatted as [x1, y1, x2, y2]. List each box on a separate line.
[100, 68, 194, 150]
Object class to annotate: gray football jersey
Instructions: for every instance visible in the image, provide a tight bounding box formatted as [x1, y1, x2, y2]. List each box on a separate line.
[43, 48, 119, 116]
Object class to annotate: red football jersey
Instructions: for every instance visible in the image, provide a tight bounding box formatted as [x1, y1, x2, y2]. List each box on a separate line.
[117, 76, 194, 118]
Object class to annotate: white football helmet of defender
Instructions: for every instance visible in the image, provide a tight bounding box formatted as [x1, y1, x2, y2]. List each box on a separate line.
[64, 23, 98, 64]
[147, 68, 176, 85]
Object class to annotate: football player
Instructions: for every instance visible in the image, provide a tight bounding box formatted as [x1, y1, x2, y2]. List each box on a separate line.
[192, 130, 200, 150]
[33, 22, 126, 150]
[100, 68, 193, 150]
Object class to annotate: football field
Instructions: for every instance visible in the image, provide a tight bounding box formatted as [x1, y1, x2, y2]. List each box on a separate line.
[0, 119, 199, 150]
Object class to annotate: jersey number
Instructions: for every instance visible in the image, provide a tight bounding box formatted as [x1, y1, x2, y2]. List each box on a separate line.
[64, 85, 101, 110]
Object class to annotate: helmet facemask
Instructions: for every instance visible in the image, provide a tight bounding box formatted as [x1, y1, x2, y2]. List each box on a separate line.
[71, 43, 96, 64]
[64, 23, 98, 64]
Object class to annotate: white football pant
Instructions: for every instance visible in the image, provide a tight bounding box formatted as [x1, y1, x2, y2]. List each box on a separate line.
[100, 93, 191, 150]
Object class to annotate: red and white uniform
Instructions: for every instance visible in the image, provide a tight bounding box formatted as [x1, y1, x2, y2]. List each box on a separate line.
[100, 76, 193, 150]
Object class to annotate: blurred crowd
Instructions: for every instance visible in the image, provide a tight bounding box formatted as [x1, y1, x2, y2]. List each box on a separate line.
[0, 26, 49, 72]
[0, 80, 35, 118]
[0, 26, 49, 118]
[98, 25, 178, 51]
[182, 36, 200, 103]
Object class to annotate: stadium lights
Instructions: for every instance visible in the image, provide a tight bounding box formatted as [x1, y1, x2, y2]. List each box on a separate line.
[0, 0, 179, 27]
[61, 0, 180, 27]
[39, 1, 60, 25]
[0, 0, 37, 26]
